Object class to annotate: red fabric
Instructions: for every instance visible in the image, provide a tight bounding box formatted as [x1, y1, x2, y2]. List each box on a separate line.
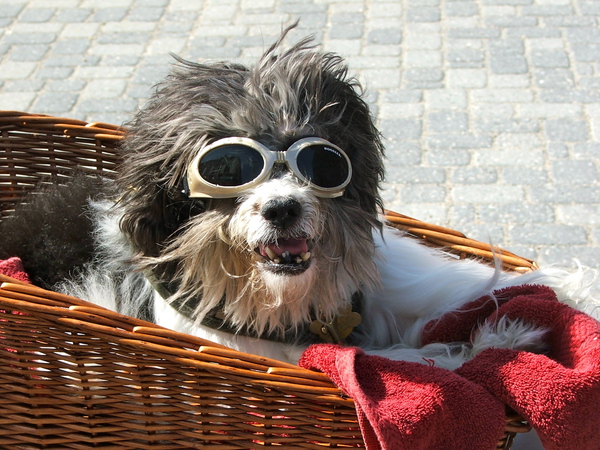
[0, 257, 31, 283]
[300, 285, 600, 450]
[421, 284, 551, 345]
[299, 345, 506, 450]
[454, 287, 600, 450]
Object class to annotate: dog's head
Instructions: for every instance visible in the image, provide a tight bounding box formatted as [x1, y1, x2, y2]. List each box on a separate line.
[118, 27, 385, 337]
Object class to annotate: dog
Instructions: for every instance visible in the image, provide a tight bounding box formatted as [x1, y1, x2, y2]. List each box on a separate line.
[1, 26, 597, 370]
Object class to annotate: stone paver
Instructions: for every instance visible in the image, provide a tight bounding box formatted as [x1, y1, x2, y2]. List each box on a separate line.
[0, 0, 598, 296]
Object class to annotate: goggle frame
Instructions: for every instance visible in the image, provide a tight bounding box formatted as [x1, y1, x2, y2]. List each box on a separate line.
[187, 136, 352, 199]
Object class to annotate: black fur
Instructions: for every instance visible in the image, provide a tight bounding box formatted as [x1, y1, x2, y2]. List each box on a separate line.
[0, 175, 105, 288]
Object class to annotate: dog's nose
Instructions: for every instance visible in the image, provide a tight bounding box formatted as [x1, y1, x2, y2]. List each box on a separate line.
[261, 198, 302, 229]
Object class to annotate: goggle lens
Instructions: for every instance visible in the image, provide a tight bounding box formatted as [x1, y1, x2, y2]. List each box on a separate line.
[296, 145, 350, 189]
[199, 145, 264, 187]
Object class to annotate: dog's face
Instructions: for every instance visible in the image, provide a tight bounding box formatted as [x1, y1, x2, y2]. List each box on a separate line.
[230, 175, 320, 278]
[117, 31, 385, 337]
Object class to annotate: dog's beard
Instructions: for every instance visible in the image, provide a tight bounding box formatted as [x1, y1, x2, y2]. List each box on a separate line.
[153, 176, 380, 338]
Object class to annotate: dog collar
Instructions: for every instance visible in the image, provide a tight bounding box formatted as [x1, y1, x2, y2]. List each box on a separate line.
[145, 270, 363, 345]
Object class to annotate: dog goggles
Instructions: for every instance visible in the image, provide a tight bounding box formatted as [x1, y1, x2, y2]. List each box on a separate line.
[187, 137, 352, 198]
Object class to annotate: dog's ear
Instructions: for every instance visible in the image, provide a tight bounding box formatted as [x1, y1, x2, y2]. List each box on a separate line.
[117, 186, 184, 258]
[116, 59, 250, 258]
[322, 72, 385, 218]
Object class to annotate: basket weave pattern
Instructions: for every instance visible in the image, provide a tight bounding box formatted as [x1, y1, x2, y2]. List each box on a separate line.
[0, 111, 123, 219]
[0, 112, 532, 448]
[0, 282, 361, 449]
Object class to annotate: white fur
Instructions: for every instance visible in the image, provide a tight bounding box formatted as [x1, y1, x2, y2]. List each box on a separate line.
[354, 227, 599, 368]
[152, 290, 306, 363]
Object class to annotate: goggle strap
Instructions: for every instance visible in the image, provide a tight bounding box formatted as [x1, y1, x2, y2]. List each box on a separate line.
[182, 175, 191, 197]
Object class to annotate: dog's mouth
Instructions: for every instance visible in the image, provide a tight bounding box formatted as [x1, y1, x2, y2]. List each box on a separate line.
[256, 237, 312, 275]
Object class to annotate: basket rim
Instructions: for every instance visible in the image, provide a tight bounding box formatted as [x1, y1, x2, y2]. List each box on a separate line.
[0, 110, 126, 140]
[0, 281, 343, 394]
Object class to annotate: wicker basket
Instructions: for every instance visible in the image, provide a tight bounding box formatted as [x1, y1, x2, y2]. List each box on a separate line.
[0, 112, 533, 449]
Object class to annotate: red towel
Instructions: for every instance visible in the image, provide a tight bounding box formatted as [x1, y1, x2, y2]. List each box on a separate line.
[0, 257, 31, 284]
[300, 285, 600, 450]
[300, 344, 506, 450]
[453, 286, 600, 450]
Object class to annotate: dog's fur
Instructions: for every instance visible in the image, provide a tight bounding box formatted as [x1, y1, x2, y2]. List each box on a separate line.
[1, 28, 598, 370]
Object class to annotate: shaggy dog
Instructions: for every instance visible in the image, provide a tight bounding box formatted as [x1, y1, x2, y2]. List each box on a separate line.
[1, 28, 596, 369]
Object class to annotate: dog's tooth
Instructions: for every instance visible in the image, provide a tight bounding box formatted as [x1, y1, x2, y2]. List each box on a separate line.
[273, 258, 281, 264]
[265, 247, 277, 260]
[300, 251, 311, 261]
[295, 257, 302, 264]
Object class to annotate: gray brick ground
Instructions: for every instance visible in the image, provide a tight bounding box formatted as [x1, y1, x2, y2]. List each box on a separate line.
[0, 0, 598, 297]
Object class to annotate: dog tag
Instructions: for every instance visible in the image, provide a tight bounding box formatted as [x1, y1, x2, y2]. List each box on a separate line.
[334, 305, 362, 340]
[309, 319, 336, 343]
[309, 305, 362, 344]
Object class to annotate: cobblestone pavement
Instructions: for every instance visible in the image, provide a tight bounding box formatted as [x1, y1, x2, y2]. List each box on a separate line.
[1, 0, 599, 295]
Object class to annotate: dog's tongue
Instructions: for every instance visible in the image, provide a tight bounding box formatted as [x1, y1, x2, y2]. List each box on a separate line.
[262, 238, 308, 257]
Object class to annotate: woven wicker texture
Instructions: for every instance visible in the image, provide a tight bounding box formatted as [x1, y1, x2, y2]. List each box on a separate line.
[0, 111, 123, 219]
[0, 281, 364, 449]
[0, 112, 532, 448]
